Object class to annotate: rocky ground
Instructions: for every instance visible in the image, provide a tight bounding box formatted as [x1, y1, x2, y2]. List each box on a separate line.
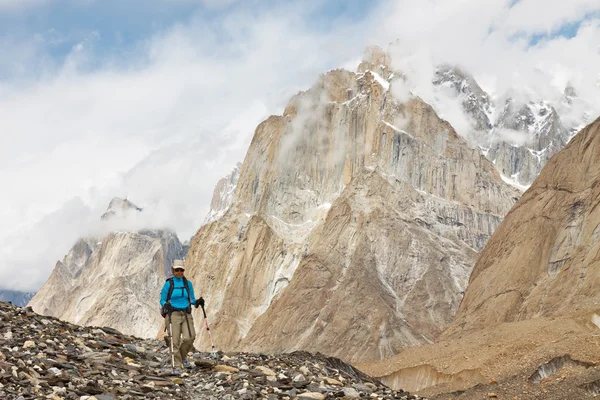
[0, 301, 421, 400]
[431, 364, 600, 400]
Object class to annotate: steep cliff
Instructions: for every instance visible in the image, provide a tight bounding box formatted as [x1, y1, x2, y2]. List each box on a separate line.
[433, 65, 494, 133]
[204, 162, 242, 225]
[445, 115, 600, 336]
[358, 117, 600, 397]
[184, 48, 520, 363]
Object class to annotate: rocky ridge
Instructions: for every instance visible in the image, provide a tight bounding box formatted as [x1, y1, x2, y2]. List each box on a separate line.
[204, 163, 243, 225]
[29, 199, 187, 339]
[430, 64, 590, 188]
[486, 96, 571, 187]
[0, 301, 421, 400]
[101, 198, 143, 221]
[432, 65, 493, 134]
[445, 115, 600, 337]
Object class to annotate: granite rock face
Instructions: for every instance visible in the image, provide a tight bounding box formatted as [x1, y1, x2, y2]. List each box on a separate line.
[444, 116, 600, 337]
[204, 162, 243, 225]
[29, 199, 187, 339]
[183, 48, 520, 363]
[358, 118, 600, 398]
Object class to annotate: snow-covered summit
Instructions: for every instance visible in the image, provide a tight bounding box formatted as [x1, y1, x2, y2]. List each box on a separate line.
[428, 64, 592, 189]
[433, 65, 494, 133]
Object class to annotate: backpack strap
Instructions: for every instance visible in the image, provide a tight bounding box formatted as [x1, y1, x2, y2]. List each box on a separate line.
[183, 277, 193, 306]
[166, 278, 175, 303]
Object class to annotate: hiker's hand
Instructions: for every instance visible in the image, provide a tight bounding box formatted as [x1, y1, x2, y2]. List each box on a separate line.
[195, 297, 205, 308]
[162, 303, 173, 315]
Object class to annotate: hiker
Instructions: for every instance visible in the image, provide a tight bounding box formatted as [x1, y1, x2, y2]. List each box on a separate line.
[160, 259, 204, 371]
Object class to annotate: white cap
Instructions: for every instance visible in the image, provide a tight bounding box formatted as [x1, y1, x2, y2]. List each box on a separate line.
[173, 259, 185, 269]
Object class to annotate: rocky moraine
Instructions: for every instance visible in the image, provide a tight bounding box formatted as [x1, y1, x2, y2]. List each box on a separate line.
[0, 302, 422, 400]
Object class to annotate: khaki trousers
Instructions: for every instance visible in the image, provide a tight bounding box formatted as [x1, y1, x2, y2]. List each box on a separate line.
[168, 311, 195, 368]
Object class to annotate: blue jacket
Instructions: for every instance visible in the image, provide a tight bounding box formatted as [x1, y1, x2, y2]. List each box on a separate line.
[160, 277, 197, 310]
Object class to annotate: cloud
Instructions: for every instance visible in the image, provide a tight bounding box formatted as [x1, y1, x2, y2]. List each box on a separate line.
[493, 128, 531, 146]
[370, 0, 600, 140]
[503, 0, 600, 35]
[0, 0, 377, 291]
[0, 197, 95, 292]
[0, 0, 599, 291]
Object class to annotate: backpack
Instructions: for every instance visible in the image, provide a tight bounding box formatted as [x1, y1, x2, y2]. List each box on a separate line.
[162, 277, 193, 316]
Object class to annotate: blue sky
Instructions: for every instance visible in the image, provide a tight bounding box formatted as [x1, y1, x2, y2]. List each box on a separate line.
[0, 0, 599, 291]
[0, 0, 382, 79]
[527, 10, 600, 45]
[1, 0, 595, 80]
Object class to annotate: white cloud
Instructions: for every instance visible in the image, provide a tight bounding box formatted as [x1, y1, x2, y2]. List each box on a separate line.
[370, 0, 600, 139]
[503, 0, 600, 35]
[1, 0, 599, 291]
[494, 128, 531, 146]
[0, 0, 374, 291]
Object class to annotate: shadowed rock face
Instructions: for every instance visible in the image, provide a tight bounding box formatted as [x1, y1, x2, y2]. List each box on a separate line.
[184, 48, 520, 363]
[443, 116, 600, 339]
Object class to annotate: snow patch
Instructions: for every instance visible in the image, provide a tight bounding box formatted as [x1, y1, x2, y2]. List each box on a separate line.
[369, 70, 390, 91]
[267, 215, 318, 244]
[382, 121, 414, 139]
[527, 147, 547, 164]
[500, 173, 529, 192]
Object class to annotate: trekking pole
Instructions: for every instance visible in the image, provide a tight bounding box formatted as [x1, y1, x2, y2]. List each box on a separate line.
[167, 311, 175, 370]
[200, 304, 216, 358]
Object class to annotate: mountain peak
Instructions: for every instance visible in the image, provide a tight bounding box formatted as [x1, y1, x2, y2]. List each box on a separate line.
[357, 45, 393, 80]
[203, 162, 243, 225]
[100, 197, 143, 220]
[432, 64, 494, 132]
[564, 84, 577, 98]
